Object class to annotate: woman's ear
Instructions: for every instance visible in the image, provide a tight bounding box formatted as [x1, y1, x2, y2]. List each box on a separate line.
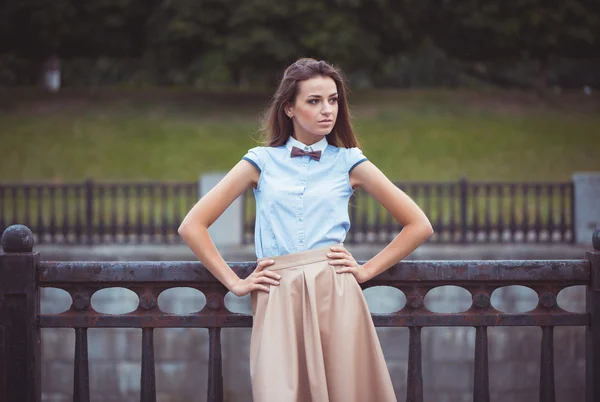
[284, 102, 294, 118]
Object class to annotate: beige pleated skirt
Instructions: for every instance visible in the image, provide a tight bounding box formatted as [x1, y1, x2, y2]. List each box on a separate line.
[250, 244, 397, 402]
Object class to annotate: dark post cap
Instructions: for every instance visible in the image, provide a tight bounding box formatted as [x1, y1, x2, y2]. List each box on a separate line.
[594, 228, 600, 251]
[2, 224, 34, 252]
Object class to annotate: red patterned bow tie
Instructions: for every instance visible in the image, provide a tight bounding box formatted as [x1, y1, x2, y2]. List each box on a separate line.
[290, 146, 322, 161]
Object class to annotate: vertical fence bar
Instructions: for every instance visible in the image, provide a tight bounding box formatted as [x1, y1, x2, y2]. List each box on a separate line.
[509, 184, 516, 242]
[473, 326, 490, 402]
[110, 185, 118, 243]
[406, 326, 423, 402]
[186, 183, 196, 243]
[85, 179, 94, 246]
[148, 184, 155, 242]
[473, 184, 481, 242]
[0, 225, 40, 402]
[172, 185, 182, 240]
[73, 328, 90, 402]
[161, 184, 169, 242]
[123, 185, 131, 242]
[36, 186, 44, 244]
[586, 230, 600, 402]
[448, 181, 457, 241]
[522, 185, 529, 242]
[348, 192, 357, 243]
[361, 189, 369, 242]
[534, 184, 542, 243]
[241, 189, 248, 244]
[484, 184, 491, 242]
[435, 185, 444, 242]
[569, 183, 575, 243]
[10, 187, 18, 225]
[546, 185, 555, 243]
[74, 185, 83, 244]
[374, 192, 382, 240]
[208, 327, 224, 402]
[423, 184, 431, 226]
[0, 186, 4, 233]
[459, 177, 468, 244]
[141, 328, 156, 402]
[97, 185, 105, 243]
[539, 326, 555, 402]
[61, 186, 69, 242]
[136, 184, 144, 242]
[497, 184, 505, 242]
[559, 184, 567, 242]
[23, 186, 31, 228]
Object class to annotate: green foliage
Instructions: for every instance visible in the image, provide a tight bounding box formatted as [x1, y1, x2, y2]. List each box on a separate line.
[0, 0, 598, 88]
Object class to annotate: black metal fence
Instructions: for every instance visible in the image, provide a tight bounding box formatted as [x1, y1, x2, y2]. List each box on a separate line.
[0, 178, 574, 245]
[0, 224, 598, 402]
[243, 178, 574, 244]
[0, 180, 198, 245]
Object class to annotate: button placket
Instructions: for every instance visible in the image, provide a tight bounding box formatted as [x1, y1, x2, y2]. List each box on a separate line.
[297, 154, 309, 250]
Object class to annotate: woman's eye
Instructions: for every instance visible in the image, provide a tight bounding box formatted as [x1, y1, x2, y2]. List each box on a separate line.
[308, 99, 318, 105]
[330, 98, 338, 104]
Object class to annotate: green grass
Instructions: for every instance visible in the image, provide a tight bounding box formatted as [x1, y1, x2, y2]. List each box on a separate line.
[1, 88, 599, 183]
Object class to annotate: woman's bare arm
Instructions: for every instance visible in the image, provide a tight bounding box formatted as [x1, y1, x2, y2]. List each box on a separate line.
[349, 161, 434, 280]
[178, 160, 278, 294]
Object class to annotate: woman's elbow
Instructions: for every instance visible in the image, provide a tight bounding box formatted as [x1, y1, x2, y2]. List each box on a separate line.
[178, 219, 209, 239]
[177, 224, 188, 238]
[421, 219, 434, 239]
[178, 220, 194, 238]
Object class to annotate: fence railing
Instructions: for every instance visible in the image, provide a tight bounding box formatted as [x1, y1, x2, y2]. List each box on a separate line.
[244, 178, 574, 244]
[0, 178, 574, 245]
[0, 180, 198, 245]
[0, 224, 598, 402]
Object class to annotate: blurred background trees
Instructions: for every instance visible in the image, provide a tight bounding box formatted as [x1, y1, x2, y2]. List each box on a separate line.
[1, 0, 598, 89]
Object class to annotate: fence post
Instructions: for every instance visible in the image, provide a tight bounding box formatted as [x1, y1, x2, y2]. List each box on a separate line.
[200, 173, 243, 247]
[573, 173, 600, 245]
[0, 224, 41, 402]
[459, 176, 468, 244]
[587, 228, 600, 402]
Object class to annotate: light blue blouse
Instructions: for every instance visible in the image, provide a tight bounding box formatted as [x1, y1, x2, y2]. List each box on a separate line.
[242, 136, 368, 259]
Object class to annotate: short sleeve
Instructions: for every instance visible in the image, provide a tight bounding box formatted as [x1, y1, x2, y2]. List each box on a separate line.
[346, 147, 368, 173]
[242, 147, 264, 173]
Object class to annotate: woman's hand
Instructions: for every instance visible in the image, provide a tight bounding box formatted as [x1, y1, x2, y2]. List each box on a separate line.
[327, 246, 371, 283]
[229, 259, 280, 297]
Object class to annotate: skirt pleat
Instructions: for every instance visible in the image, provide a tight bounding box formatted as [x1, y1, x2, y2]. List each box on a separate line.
[250, 244, 397, 402]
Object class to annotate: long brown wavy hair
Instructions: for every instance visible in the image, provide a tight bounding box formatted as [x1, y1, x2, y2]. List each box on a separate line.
[260, 58, 359, 148]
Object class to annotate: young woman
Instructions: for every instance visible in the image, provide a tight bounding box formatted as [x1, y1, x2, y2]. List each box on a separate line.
[179, 58, 433, 402]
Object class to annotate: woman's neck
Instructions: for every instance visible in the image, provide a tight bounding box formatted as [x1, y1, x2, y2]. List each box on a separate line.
[292, 133, 323, 147]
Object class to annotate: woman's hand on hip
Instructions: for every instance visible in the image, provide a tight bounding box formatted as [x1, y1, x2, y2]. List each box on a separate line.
[230, 259, 279, 297]
[327, 246, 371, 283]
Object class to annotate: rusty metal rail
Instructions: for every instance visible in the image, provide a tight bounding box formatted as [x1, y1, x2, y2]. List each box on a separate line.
[1, 224, 599, 402]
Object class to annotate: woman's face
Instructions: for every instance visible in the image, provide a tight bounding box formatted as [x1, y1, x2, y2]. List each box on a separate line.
[287, 76, 338, 142]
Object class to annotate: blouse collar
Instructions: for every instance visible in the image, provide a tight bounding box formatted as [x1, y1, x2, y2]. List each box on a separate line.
[285, 135, 328, 153]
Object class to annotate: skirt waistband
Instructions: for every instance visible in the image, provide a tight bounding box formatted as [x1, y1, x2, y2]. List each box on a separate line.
[259, 243, 342, 271]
